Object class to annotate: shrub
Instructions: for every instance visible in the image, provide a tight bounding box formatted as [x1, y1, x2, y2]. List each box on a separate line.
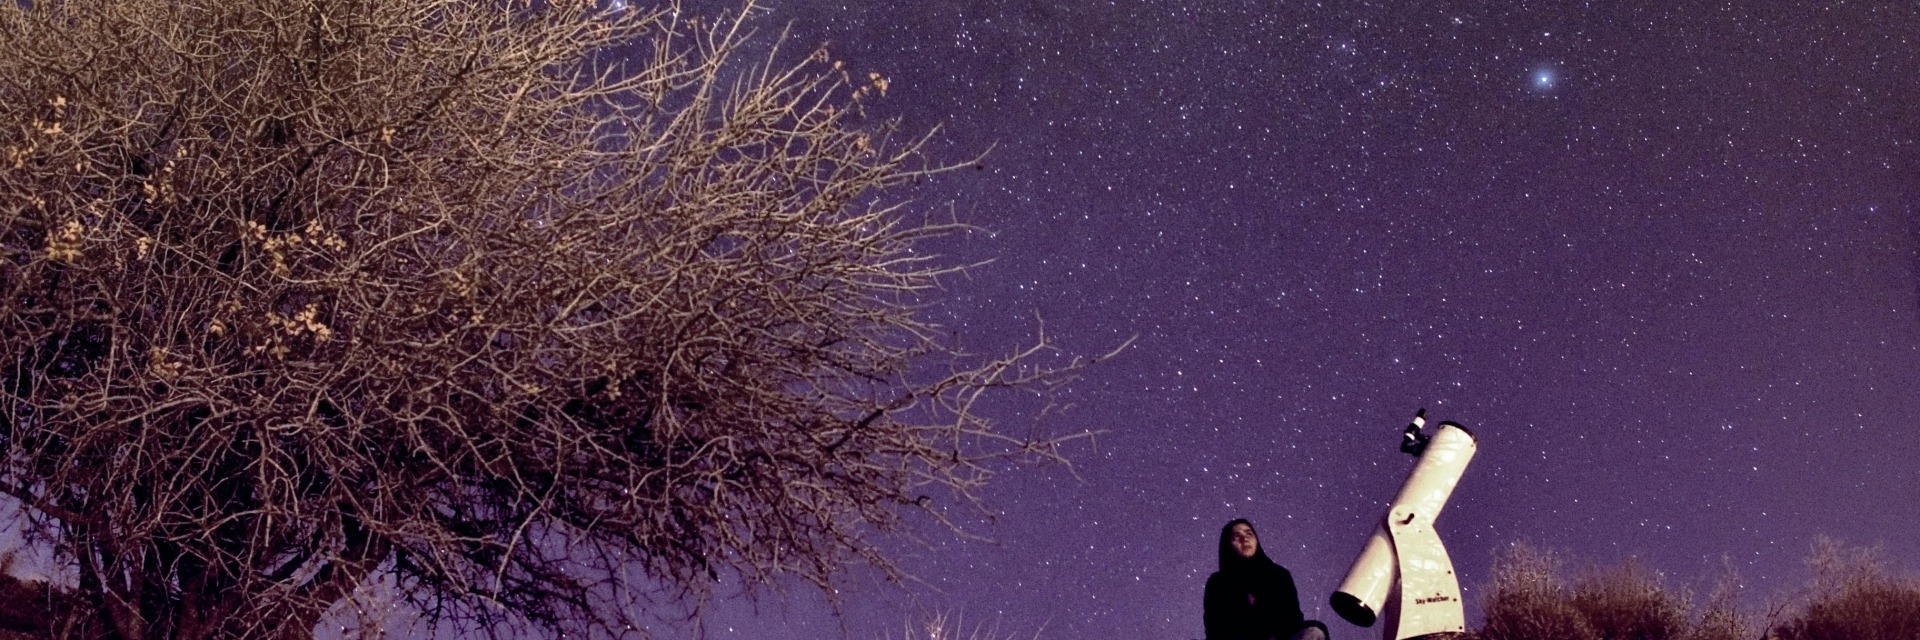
[1474, 543, 1599, 640]
[1770, 538, 1920, 640]
[1683, 564, 1752, 640]
[1471, 544, 1755, 640]
[1568, 559, 1689, 640]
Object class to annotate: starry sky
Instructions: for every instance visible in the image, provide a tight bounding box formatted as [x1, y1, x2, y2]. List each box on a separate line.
[692, 2, 1920, 638]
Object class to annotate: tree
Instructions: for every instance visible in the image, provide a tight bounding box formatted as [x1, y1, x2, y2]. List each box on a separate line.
[0, 0, 1098, 637]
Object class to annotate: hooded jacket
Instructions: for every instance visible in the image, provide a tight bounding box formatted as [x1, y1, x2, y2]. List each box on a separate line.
[1204, 520, 1308, 640]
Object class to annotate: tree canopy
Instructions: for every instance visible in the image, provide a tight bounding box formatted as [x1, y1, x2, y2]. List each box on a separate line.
[0, 0, 1096, 637]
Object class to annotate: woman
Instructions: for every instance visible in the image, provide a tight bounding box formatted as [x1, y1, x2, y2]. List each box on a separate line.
[1204, 519, 1328, 640]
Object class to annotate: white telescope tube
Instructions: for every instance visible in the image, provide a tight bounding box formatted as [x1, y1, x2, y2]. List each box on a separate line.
[1331, 418, 1476, 639]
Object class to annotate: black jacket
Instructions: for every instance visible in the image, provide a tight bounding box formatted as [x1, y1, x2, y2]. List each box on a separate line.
[1203, 559, 1307, 640]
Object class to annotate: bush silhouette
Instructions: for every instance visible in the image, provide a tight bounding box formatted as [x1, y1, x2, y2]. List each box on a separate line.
[1473, 543, 1600, 640]
[1470, 543, 1739, 640]
[1469, 539, 1920, 640]
[1770, 538, 1920, 640]
[1567, 560, 1690, 640]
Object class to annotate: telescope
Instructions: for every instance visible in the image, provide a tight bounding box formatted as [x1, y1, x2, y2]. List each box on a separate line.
[1330, 410, 1478, 639]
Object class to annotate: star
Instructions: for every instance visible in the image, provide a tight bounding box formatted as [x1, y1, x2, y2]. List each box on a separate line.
[1531, 67, 1557, 91]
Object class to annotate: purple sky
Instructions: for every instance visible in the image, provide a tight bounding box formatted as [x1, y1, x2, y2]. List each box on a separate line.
[686, 1, 1920, 639]
[9, 2, 1907, 639]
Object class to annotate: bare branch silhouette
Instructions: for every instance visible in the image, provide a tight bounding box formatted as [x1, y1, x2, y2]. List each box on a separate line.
[0, 0, 1102, 637]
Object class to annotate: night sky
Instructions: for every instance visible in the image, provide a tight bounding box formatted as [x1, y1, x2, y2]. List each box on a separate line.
[673, 1, 1920, 639]
[0, 3, 1909, 639]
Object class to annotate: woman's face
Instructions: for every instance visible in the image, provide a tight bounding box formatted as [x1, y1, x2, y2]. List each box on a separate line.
[1229, 523, 1258, 559]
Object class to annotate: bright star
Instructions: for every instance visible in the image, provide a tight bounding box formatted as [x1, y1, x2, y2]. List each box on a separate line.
[1532, 68, 1555, 90]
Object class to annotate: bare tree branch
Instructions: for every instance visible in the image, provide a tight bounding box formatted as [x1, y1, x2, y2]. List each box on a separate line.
[0, 0, 1111, 638]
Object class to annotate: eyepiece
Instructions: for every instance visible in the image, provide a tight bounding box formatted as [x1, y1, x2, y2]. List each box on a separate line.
[1400, 408, 1431, 456]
